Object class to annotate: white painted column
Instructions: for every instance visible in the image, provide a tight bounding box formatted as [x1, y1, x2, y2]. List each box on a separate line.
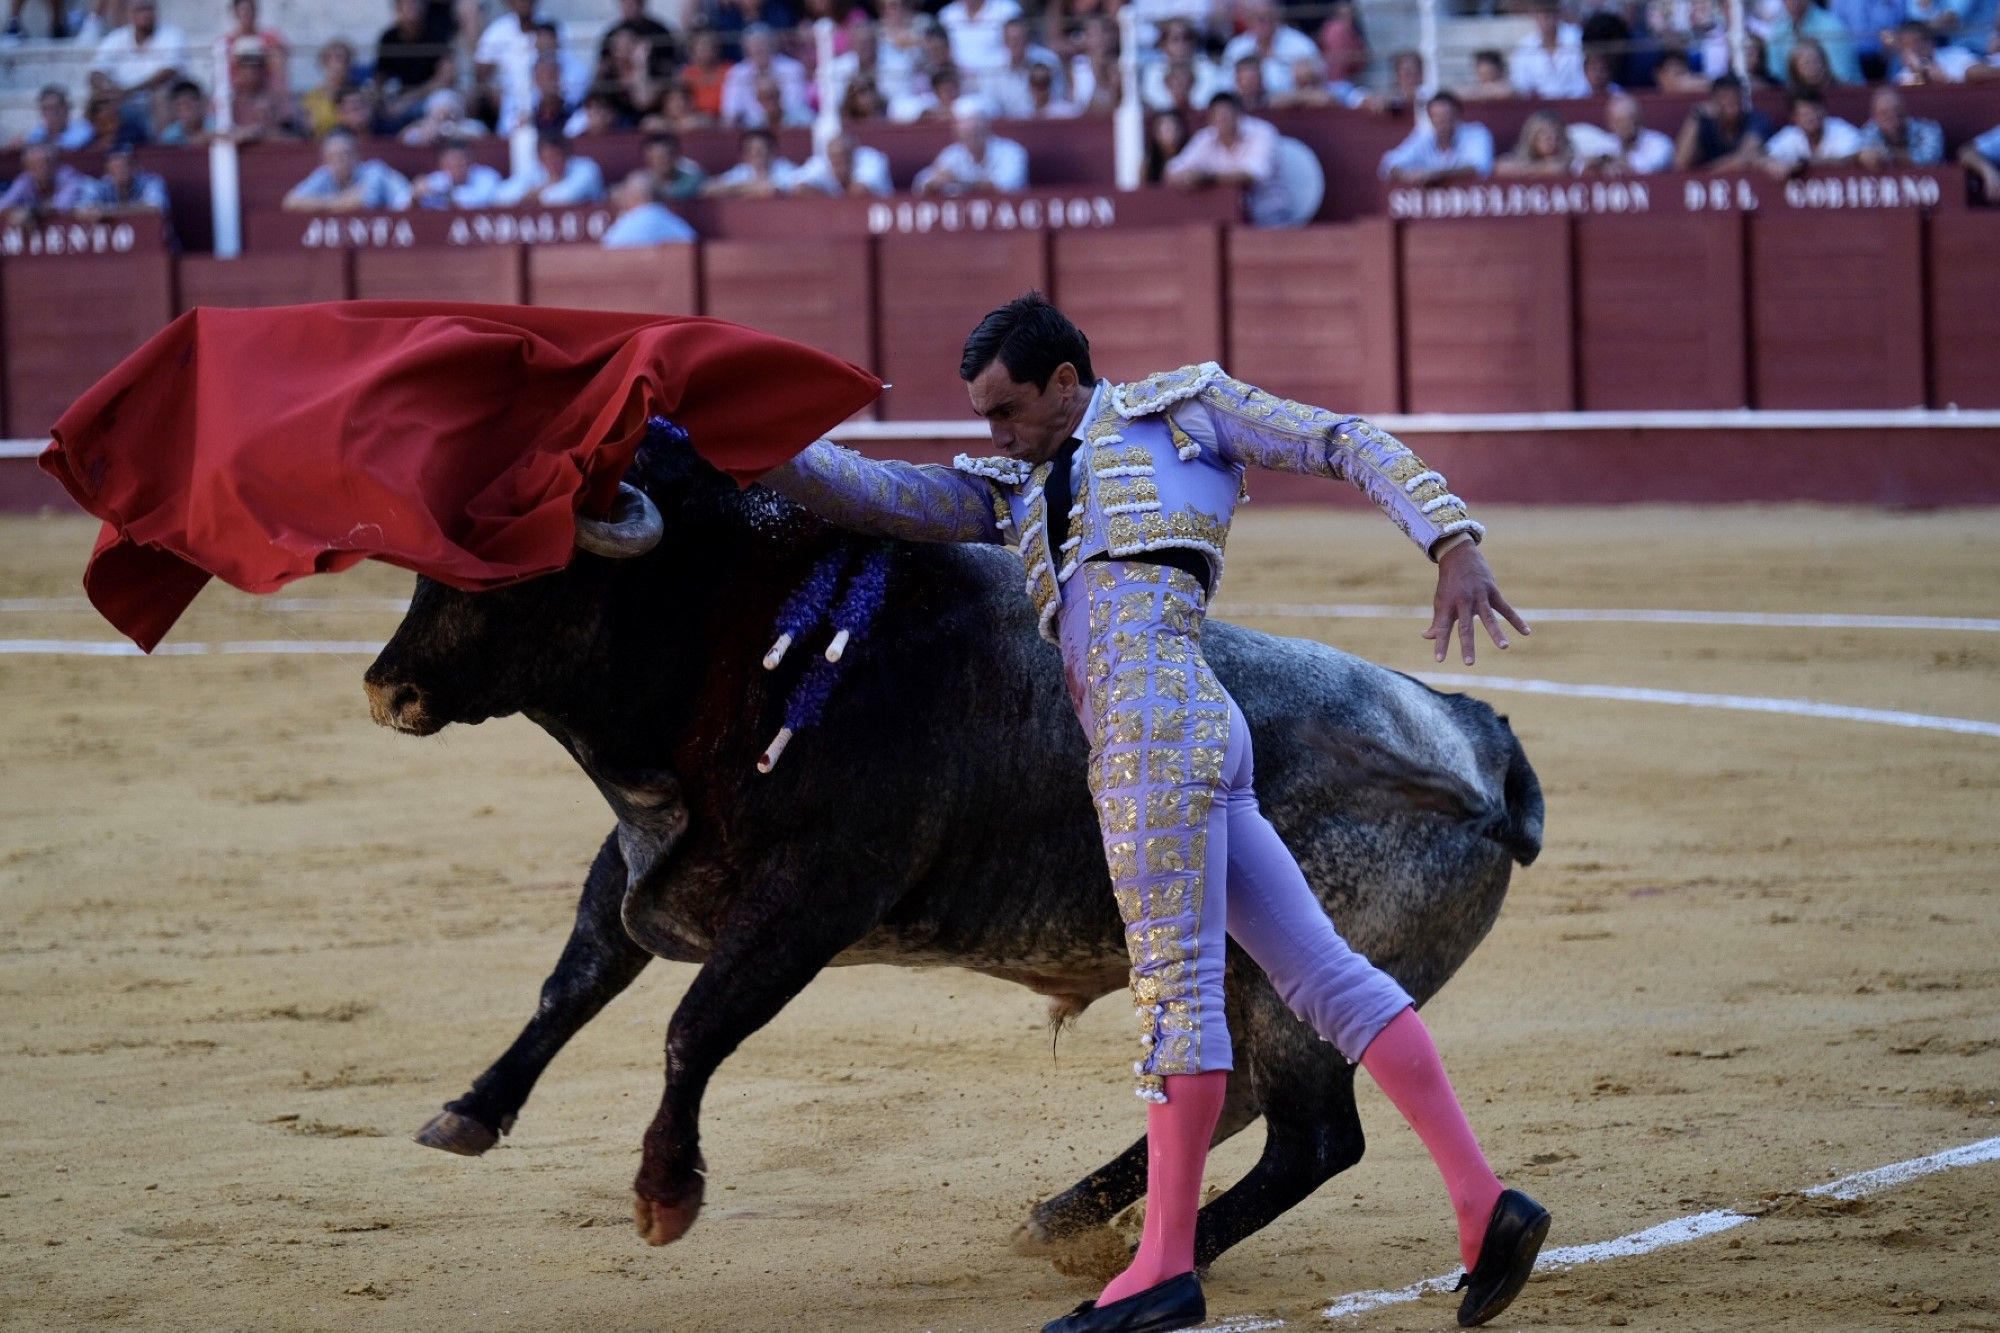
[1114, 5, 1143, 190]
[814, 16, 842, 152]
[1417, 0, 1441, 97]
[208, 42, 242, 258]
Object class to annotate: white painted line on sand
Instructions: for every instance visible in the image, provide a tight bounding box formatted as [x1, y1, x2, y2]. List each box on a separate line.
[1417, 673, 2000, 740]
[1307, 1135, 2000, 1326]
[1229, 603, 2000, 634]
[1804, 1136, 2000, 1201]
[4, 640, 1996, 740]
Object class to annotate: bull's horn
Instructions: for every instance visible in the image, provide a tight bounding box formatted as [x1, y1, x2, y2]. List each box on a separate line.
[574, 482, 664, 559]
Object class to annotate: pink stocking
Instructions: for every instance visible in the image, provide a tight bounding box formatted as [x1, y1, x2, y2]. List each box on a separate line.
[1096, 1069, 1229, 1307]
[1360, 1006, 1505, 1271]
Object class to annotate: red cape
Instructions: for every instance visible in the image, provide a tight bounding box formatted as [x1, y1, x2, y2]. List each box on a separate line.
[39, 302, 882, 651]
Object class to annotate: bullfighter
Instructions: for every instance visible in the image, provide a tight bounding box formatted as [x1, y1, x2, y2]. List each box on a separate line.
[763, 293, 1548, 1331]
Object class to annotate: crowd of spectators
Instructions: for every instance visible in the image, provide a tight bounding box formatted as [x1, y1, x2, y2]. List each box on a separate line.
[1378, 72, 1972, 184]
[6, 0, 2000, 237]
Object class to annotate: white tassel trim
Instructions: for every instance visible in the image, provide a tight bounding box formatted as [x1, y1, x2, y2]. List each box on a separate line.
[756, 726, 793, 773]
[1093, 464, 1155, 478]
[952, 453, 1032, 484]
[1019, 519, 1045, 548]
[1026, 561, 1050, 583]
[1419, 492, 1465, 515]
[1111, 361, 1225, 419]
[761, 632, 793, 671]
[1401, 469, 1446, 494]
[1102, 501, 1162, 516]
[1056, 558, 1080, 582]
[1436, 518, 1486, 543]
[1176, 442, 1201, 461]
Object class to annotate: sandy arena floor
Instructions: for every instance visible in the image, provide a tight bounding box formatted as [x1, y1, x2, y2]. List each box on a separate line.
[2, 506, 1996, 1332]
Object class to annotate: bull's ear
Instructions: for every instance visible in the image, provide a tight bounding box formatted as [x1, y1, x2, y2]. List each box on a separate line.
[574, 482, 665, 559]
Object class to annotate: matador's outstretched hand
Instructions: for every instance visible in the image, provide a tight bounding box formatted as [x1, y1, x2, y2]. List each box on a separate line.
[1424, 542, 1531, 665]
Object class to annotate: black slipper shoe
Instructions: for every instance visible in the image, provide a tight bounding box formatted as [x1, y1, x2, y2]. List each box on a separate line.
[1041, 1271, 1206, 1333]
[1455, 1188, 1551, 1327]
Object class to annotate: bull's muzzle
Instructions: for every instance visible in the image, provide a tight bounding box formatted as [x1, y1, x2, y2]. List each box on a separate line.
[364, 676, 441, 735]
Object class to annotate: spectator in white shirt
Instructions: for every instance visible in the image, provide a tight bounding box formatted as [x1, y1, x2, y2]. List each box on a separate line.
[415, 139, 505, 208]
[873, 0, 930, 101]
[475, 0, 541, 132]
[891, 64, 963, 123]
[988, 16, 1067, 119]
[792, 133, 896, 196]
[1761, 90, 1864, 174]
[282, 131, 414, 212]
[1572, 93, 1676, 173]
[720, 24, 811, 128]
[402, 89, 491, 146]
[495, 134, 608, 204]
[1891, 18, 1981, 80]
[601, 172, 698, 246]
[1857, 86, 1946, 165]
[19, 85, 94, 150]
[914, 97, 1030, 194]
[1510, 5, 1590, 99]
[1379, 91, 1497, 182]
[1271, 53, 1373, 109]
[937, 0, 1023, 86]
[89, 0, 186, 124]
[1164, 91, 1294, 225]
[1959, 122, 2000, 201]
[81, 145, 172, 218]
[703, 128, 799, 197]
[828, 26, 891, 108]
[1065, 15, 1118, 110]
[746, 71, 814, 128]
[1143, 20, 1225, 111]
[1220, 0, 1321, 96]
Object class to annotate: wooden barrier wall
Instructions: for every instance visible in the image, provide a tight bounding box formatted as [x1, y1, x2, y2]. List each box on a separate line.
[11, 84, 1996, 236]
[5, 211, 1999, 438]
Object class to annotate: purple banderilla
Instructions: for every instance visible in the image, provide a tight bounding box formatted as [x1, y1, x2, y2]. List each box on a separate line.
[758, 543, 895, 773]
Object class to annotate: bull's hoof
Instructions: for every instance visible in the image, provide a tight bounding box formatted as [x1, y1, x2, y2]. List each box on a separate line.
[632, 1175, 704, 1247]
[632, 1193, 701, 1246]
[414, 1110, 501, 1156]
[1012, 1218, 1053, 1253]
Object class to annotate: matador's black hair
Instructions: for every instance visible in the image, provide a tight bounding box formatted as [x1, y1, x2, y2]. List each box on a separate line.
[958, 291, 1095, 390]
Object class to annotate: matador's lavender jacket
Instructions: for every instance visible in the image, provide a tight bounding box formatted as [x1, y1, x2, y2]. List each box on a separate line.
[763, 363, 1484, 1100]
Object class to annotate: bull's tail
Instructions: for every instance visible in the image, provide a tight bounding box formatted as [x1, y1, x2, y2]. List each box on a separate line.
[1494, 720, 1543, 866]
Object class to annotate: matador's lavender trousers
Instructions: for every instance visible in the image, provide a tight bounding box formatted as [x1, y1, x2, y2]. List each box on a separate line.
[1056, 560, 1414, 1102]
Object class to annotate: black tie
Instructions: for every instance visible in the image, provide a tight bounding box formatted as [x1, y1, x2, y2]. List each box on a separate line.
[1044, 435, 1083, 557]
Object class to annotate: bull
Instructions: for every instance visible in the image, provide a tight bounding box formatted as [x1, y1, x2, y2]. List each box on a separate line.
[361, 434, 1544, 1263]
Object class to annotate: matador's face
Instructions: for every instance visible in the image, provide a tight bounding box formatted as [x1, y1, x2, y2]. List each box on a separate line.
[966, 360, 1085, 466]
